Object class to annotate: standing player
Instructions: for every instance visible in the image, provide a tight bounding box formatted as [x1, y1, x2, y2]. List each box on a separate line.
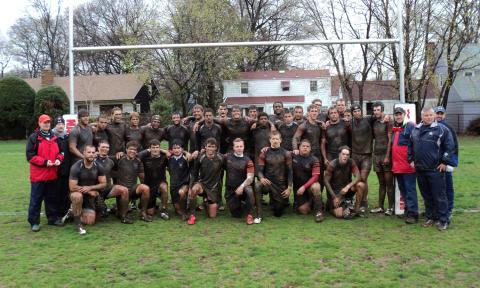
[165, 112, 190, 150]
[106, 107, 127, 158]
[335, 99, 347, 119]
[217, 103, 229, 154]
[293, 140, 324, 222]
[255, 131, 293, 221]
[277, 110, 298, 151]
[251, 112, 273, 166]
[93, 115, 109, 148]
[69, 145, 107, 234]
[187, 138, 224, 224]
[224, 138, 255, 224]
[324, 146, 366, 219]
[69, 109, 93, 163]
[350, 104, 373, 214]
[185, 104, 204, 153]
[196, 108, 222, 151]
[322, 107, 350, 166]
[312, 99, 327, 121]
[293, 104, 324, 160]
[138, 140, 170, 220]
[370, 102, 395, 215]
[140, 115, 165, 149]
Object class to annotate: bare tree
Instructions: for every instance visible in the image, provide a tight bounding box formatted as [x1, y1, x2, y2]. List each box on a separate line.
[0, 34, 11, 78]
[235, 0, 303, 71]
[302, 0, 386, 106]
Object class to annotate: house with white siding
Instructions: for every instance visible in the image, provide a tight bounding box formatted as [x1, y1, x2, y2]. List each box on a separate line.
[223, 70, 332, 114]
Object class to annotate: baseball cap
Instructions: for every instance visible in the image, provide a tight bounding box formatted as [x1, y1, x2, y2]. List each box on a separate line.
[394, 107, 405, 114]
[38, 114, 51, 124]
[434, 106, 446, 113]
[55, 116, 65, 125]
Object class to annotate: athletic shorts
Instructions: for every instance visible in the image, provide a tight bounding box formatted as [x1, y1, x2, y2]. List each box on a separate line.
[226, 187, 254, 217]
[326, 190, 354, 210]
[256, 182, 289, 206]
[373, 154, 392, 172]
[293, 186, 314, 207]
[352, 153, 372, 171]
[82, 194, 96, 210]
[127, 184, 141, 200]
[101, 186, 114, 199]
[195, 182, 220, 204]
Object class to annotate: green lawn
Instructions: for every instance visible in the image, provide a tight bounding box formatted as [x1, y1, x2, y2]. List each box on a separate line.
[0, 138, 479, 287]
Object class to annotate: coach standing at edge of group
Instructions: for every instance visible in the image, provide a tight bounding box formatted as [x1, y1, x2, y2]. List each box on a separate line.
[408, 107, 455, 231]
[26, 114, 65, 232]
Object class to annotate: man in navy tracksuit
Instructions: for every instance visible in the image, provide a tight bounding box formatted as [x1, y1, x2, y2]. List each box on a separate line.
[408, 107, 455, 231]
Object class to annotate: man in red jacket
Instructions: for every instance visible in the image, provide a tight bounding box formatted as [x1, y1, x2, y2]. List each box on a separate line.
[26, 114, 65, 232]
[391, 107, 418, 224]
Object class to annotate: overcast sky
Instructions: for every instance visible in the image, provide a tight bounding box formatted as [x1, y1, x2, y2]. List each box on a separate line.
[0, 0, 30, 37]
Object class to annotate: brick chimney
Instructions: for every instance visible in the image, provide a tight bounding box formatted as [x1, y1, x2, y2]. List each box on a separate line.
[41, 67, 54, 87]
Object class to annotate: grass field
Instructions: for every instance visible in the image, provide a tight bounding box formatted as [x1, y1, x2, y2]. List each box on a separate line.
[0, 138, 479, 287]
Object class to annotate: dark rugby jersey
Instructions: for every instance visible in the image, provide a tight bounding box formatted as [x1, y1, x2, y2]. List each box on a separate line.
[251, 125, 271, 163]
[277, 122, 298, 151]
[115, 156, 144, 189]
[258, 147, 293, 188]
[125, 126, 142, 147]
[351, 117, 373, 155]
[197, 123, 222, 151]
[140, 126, 165, 149]
[326, 158, 359, 194]
[325, 121, 350, 160]
[138, 150, 168, 186]
[93, 129, 109, 148]
[224, 153, 254, 190]
[222, 118, 251, 152]
[95, 156, 115, 188]
[191, 153, 224, 190]
[300, 120, 323, 158]
[168, 155, 191, 188]
[165, 124, 190, 150]
[292, 154, 320, 189]
[372, 118, 391, 155]
[106, 122, 126, 155]
[69, 125, 93, 161]
[69, 160, 104, 186]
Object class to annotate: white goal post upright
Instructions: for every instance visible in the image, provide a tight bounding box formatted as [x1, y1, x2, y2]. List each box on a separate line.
[67, 0, 406, 115]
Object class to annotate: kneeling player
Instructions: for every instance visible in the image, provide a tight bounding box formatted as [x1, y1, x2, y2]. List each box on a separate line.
[138, 139, 170, 220]
[167, 140, 194, 220]
[324, 146, 366, 219]
[114, 141, 152, 223]
[225, 138, 255, 224]
[255, 131, 293, 222]
[293, 140, 324, 222]
[188, 138, 224, 224]
[69, 145, 107, 234]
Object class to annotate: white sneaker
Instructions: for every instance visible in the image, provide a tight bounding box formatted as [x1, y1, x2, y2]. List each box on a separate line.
[77, 224, 87, 235]
[253, 217, 262, 224]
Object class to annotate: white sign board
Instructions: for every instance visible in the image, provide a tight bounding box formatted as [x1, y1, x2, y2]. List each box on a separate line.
[63, 114, 78, 134]
[392, 103, 416, 215]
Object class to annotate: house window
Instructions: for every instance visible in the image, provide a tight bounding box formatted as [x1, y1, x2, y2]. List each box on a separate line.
[100, 104, 123, 115]
[464, 71, 473, 77]
[241, 82, 248, 94]
[366, 102, 373, 115]
[310, 80, 318, 92]
[281, 80, 290, 91]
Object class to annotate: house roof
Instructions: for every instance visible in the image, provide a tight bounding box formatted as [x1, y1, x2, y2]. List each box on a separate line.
[332, 79, 438, 101]
[233, 70, 330, 80]
[25, 74, 147, 102]
[224, 96, 305, 105]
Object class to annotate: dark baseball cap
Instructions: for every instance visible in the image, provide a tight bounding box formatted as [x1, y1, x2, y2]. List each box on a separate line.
[394, 107, 405, 114]
[351, 104, 361, 112]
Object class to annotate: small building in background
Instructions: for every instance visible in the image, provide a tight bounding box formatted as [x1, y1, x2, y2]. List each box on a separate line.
[25, 69, 156, 117]
[223, 70, 331, 114]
